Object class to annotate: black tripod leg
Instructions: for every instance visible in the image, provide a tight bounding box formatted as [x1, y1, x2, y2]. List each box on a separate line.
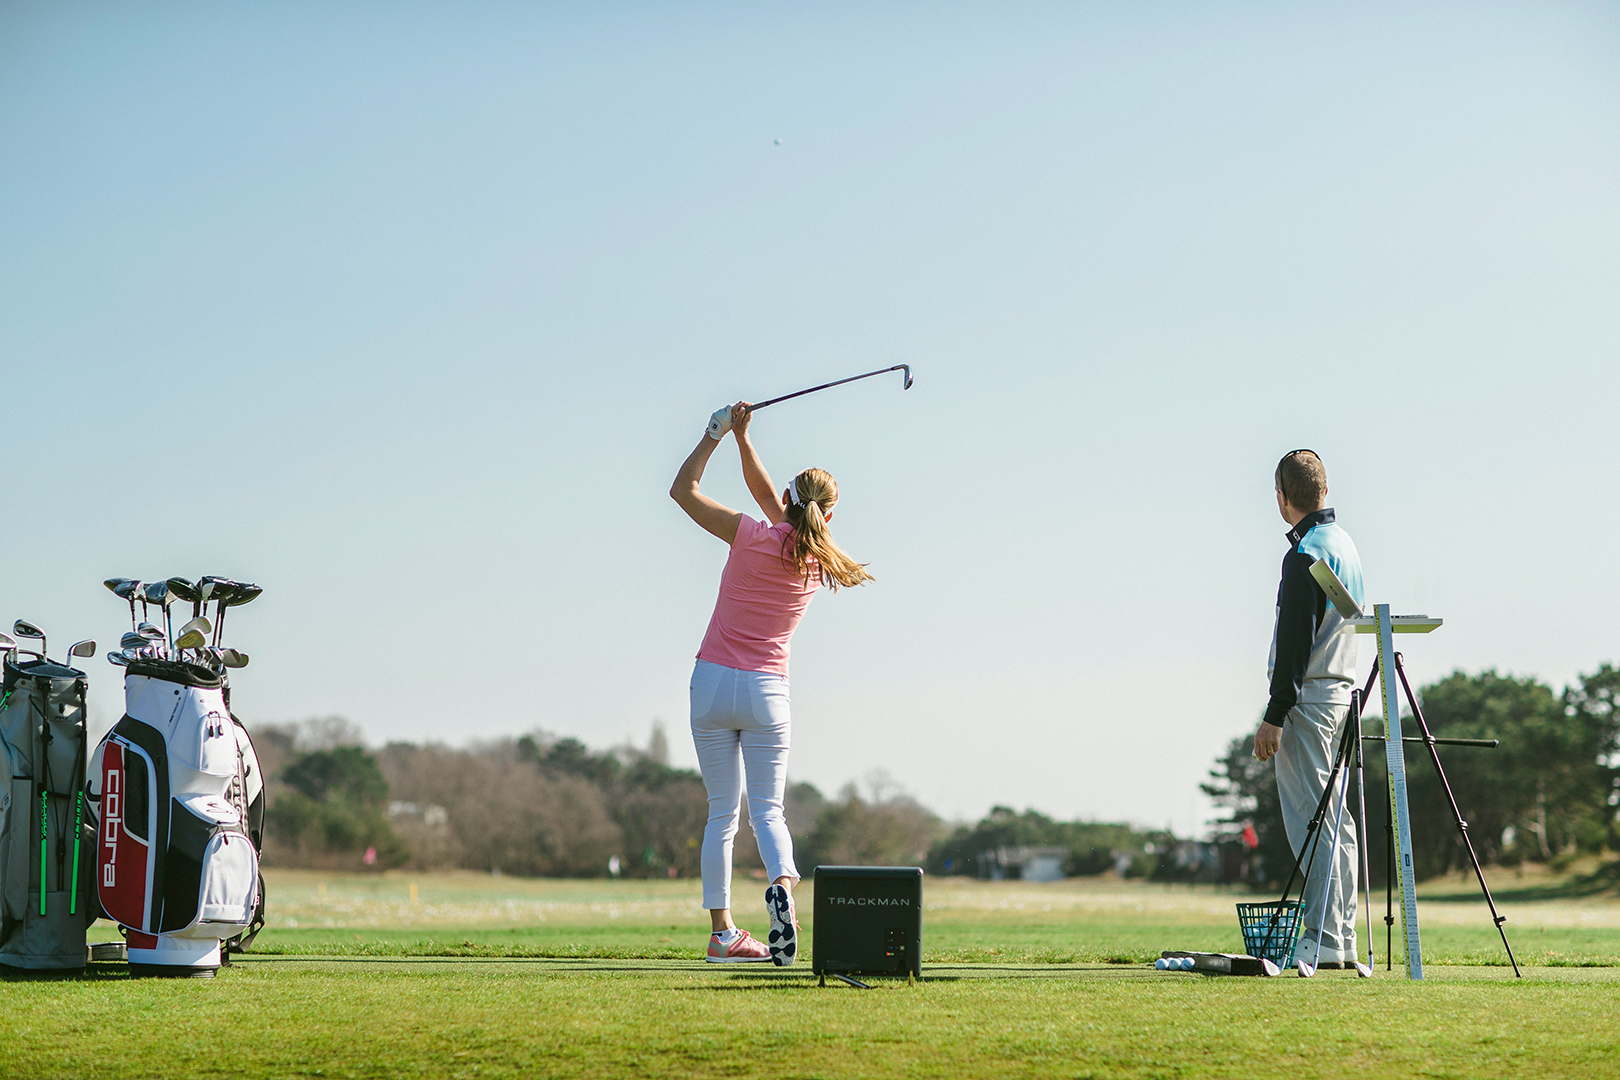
[1352, 690, 1375, 971]
[1392, 652, 1521, 977]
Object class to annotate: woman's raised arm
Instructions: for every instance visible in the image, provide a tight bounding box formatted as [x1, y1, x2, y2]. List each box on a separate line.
[671, 423, 742, 544]
[731, 402, 786, 526]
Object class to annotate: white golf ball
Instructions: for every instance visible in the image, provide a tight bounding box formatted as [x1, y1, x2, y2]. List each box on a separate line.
[1154, 958, 1170, 970]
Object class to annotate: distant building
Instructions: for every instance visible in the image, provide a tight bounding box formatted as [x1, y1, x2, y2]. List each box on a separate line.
[976, 846, 1070, 882]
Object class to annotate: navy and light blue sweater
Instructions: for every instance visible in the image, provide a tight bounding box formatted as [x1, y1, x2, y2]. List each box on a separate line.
[1263, 508, 1365, 729]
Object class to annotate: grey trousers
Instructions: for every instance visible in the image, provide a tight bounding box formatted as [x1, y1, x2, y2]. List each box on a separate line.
[1276, 701, 1358, 956]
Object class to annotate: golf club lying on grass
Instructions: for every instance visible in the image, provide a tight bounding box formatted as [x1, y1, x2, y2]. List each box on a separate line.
[707, 364, 913, 439]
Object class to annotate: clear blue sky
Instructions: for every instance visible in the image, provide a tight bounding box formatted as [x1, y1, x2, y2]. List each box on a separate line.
[3, 3, 1617, 835]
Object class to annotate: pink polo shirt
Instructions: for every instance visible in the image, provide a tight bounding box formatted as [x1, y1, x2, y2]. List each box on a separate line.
[697, 515, 820, 677]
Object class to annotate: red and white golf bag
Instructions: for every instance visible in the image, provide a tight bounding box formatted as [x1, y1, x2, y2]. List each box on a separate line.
[90, 659, 265, 975]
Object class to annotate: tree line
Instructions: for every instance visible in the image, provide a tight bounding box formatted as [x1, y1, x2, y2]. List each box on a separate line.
[1203, 664, 1620, 885]
[253, 662, 1617, 886]
[253, 719, 1164, 879]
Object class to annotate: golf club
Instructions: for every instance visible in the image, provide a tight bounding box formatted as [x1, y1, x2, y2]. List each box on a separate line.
[204, 578, 261, 648]
[0, 631, 15, 661]
[199, 577, 234, 645]
[143, 582, 174, 651]
[220, 648, 249, 669]
[67, 640, 96, 662]
[120, 632, 148, 652]
[167, 577, 203, 618]
[12, 620, 45, 660]
[136, 623, 165, 658]
[707, 364, 913, 438]
[178, 616, 212, 639]
[107, 652, 130, 667]
[175, 628, 207, 657]
[107, 579, 144, 629]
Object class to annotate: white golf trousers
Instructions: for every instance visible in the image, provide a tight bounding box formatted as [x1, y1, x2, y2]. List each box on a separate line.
[1276, 701, 1359, 957]
[689, 659, 800, 911]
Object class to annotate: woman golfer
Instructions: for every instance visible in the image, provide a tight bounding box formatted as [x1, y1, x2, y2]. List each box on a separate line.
[670, 401, 872, 964]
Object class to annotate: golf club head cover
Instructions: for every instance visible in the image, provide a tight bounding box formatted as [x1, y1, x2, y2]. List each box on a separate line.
[706, 406, 732, 440]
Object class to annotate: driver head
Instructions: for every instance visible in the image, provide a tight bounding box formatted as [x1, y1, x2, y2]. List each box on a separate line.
[142, 581, 171, 607]
[224, 582, 262, 607]
[165, 577, 202, 604]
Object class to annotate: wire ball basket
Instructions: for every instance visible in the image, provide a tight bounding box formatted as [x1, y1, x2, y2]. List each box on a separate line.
[1236, 900, 1302, 966]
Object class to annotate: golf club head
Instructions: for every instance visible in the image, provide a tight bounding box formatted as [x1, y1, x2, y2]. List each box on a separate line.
[12, 620, 43, 641]
[120, 632, 147, 651]
[142, 581, 172, 608]
[105, 577, 138, 597]
[136, 622, 165, 641]
[897, 363, 913, 389]
[175, 628, 207, 650]
[224, 582, 263, 607]
[178, 616, 212, 637]
[1296, 961, 1316, 978]
[68, 640, 97, 659]
[0, 632, 14, 649]
[165, 577, 203, 604]
[108, 653, 130, 667]
[220, 648, 249, 669]
[1259, 958, 1281, 977]
[1355, 962, 1372, 978]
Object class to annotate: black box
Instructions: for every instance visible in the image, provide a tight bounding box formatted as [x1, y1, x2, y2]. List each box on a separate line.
[811, 866, 922, 978]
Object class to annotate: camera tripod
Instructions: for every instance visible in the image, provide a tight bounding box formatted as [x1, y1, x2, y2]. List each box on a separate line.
[1264, 651, 1520, 977]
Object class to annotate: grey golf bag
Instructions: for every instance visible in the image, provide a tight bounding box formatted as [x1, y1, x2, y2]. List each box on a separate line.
[0, 657, 94, 972]
[90, 657, 265, 975]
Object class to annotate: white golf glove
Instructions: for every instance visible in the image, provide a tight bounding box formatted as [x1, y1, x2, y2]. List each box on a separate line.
[706, 406, 732, 440]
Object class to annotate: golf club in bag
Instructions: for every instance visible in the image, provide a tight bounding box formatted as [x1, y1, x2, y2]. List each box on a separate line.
[0, 630, 98, 972]
[90, 576, 267, 976]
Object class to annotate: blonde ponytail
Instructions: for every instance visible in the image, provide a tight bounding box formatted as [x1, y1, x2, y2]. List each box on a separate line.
[781, 468, 873, 591]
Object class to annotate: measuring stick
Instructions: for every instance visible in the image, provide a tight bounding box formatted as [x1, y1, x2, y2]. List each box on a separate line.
[1375, 604, 1423, 979]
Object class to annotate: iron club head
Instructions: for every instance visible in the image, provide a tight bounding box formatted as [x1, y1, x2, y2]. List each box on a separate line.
[175, 628, 207, 650]
[12, 620, 44, 658]
[178, 616, 212, 638]
[136, 623, 165, 641]
[68, 640, 96, 659]
[220, 649, 249, 669]
[108, 653, 130, 667]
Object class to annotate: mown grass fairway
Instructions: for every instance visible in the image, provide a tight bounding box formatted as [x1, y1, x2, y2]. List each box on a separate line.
[26, 867, 1618, 1078]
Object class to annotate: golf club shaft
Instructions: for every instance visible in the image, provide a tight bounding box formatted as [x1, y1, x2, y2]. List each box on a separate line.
[746, 365, 911, 413]
[1360, 736, 1499, 747]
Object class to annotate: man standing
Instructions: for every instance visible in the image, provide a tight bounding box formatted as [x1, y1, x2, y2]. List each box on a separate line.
[1253, 449, 1364, 968]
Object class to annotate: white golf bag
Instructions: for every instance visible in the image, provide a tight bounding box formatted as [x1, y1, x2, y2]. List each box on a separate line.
[90, 658, 265, 975]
